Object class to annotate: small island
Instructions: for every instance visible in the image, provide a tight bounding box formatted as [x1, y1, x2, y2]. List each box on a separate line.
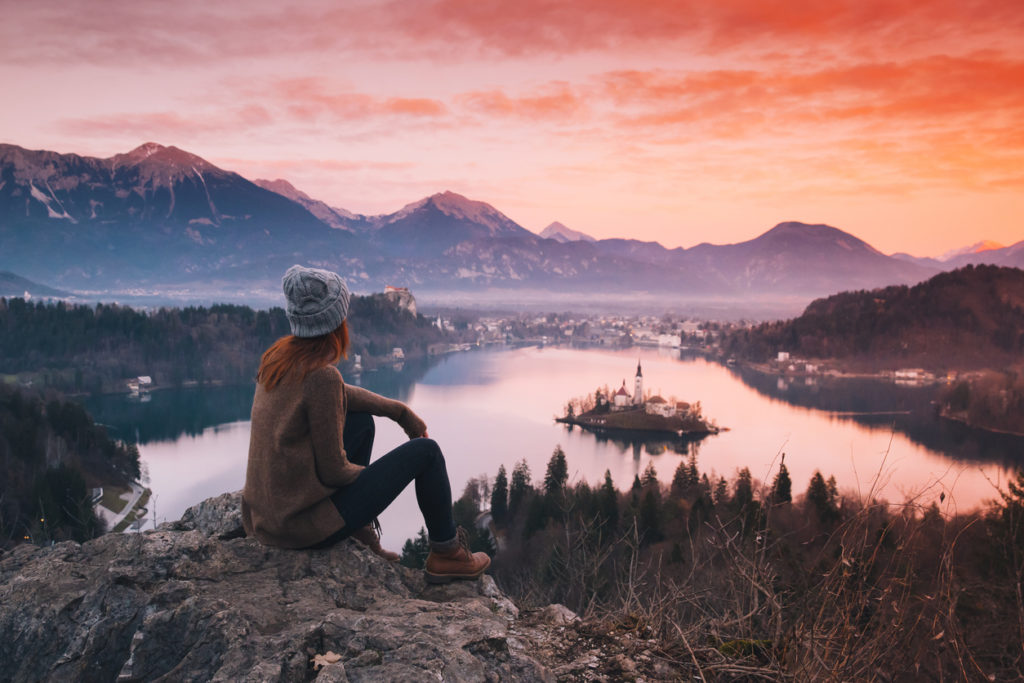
[556, 360, 721, 437]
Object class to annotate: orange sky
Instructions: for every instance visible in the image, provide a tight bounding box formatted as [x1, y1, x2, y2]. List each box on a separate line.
[2, 0, 1022, 255]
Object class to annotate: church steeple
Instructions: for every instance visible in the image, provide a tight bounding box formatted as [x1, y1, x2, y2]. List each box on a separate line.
[633, 359, 643, 405]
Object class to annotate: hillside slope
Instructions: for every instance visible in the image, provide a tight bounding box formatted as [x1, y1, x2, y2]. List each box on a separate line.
[720, 265, 1024, 370]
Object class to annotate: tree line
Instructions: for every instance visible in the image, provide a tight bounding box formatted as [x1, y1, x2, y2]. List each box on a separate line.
[0, 294, 466, 394]
[403, 445, 1024, 680]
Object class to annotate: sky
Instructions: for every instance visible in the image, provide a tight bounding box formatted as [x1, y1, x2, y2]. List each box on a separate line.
[2, 0, 1022, 256]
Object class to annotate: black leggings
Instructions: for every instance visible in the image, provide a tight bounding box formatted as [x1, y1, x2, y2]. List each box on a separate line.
[310, 412, 457, 548]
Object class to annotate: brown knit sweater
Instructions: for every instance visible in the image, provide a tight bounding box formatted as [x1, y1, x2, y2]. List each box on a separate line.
[241, 365, 427, 548]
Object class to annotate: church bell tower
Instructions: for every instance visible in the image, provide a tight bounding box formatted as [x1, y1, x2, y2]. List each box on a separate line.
[633, 359, 643, 405]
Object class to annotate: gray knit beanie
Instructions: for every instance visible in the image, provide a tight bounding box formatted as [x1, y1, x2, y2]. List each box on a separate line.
[282, 265, 350, 338]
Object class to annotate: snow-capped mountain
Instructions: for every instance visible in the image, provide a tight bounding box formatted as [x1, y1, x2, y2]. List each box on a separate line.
[0, 142, 946, 304]
[940, 240, 1005, 262]
[0, 271, 69, 299]
[539, 222, 596, 243]
[252, 178, 364, 232]
[942, 240, 1024, 269]
[368, 191, 536, 258]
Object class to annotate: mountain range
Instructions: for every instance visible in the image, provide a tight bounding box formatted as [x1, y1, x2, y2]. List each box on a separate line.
[0, 142, 1018, 309]
[0, 271, 69, 299]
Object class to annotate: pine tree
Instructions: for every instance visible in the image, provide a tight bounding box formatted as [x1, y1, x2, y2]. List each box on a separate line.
[733, 467, 754, 512]
[599, 470, 619, 533]
[630, 474, 643, 508]
[771, 459, 792, 505]
[687, 452, 699, 488]
[641, 462, 659, 489]
[714, 476, 729, 506]
[543, 446, 569, 498]
[806, 470, 839, 525]
[508, 459, 531, 520]
[491, 465, 509, 527]
[670, 460, 689, 499]
[399, 527, 430, 568]
[699, 473, 713, 504]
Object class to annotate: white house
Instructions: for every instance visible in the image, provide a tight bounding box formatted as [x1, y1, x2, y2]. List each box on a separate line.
[657, 334, 681, 348]
[645, 395, 676, 418]
[613, 381, 632, 408]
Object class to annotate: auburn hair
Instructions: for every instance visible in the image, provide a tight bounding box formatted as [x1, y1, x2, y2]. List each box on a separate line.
[257, 321, 350, 390]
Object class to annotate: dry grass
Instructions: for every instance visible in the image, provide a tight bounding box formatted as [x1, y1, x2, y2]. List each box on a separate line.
[492, 484, 1024, 681]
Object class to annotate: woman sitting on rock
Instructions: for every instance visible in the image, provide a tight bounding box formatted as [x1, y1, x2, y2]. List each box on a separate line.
[241, 265, 489, 583]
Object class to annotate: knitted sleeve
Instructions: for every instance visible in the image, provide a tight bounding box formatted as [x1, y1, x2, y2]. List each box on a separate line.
[344, 384, 427, 439]
[305, 366, 363, 487]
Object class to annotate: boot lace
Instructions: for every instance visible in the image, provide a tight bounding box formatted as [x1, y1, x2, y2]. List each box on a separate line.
[456, 526, 472, 552]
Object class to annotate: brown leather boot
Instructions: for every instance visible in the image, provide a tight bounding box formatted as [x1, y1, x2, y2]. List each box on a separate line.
[424, 527, 491, 584]
[351, 525, 400, 562]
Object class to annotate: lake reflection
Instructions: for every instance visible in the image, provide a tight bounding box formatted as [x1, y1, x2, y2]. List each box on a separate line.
[86, 346, 1022, 547]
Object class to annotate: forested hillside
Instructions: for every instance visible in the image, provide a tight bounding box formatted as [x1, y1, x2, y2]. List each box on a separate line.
[0, 384, 139, 547]
[403, 448, 1024, 679]
[720, 265, 1024, 370]
[0, 294, 461, 394]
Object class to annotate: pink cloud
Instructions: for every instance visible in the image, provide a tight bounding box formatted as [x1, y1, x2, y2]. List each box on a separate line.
[5, 0, 1021, 66]
[56, 110, 255, 140]
[458, 83, 583, 120]
[272, 78, 447, 123]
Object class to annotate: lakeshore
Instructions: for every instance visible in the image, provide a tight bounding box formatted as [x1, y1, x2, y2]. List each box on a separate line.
[726, 356, 1024, 438]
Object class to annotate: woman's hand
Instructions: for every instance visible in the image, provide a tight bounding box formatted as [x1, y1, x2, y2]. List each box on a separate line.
[397, 406, 428, 440]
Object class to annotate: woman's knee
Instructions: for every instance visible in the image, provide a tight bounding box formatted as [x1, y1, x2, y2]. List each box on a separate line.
[412, 437, 444, 465]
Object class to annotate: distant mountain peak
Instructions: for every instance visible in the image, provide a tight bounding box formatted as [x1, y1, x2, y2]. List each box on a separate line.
[540, 221, 596, 243]
[765, 221, 836, 235]
[758, 221, 882, 255]
[126, 142, 167, 159]
[940, 240, 1005, 261]
[389, 191, 515, 232]
[254, 178, 312, 202]
[426, 190, 490, 216]
[111, 142, 218, 173]
[252, 178, 358, 226]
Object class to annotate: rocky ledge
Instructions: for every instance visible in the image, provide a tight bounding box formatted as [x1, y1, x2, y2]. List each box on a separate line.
[0, 492, 573, 682]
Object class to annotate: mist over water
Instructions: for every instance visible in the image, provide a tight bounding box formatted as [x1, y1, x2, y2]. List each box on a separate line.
[86, 346, 1022, 547]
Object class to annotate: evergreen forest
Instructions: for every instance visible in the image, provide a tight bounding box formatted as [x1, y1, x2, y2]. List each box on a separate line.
[0, 293, 464, 394]
[720, 265, 1024, 370]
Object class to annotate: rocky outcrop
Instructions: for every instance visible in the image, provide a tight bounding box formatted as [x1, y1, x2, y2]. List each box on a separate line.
[0, 492, 560, 682]
[382, 287, 417, 317]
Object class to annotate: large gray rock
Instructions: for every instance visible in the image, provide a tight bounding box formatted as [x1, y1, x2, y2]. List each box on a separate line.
[0, 494, 554, 683]
[160, 490, 245, 539]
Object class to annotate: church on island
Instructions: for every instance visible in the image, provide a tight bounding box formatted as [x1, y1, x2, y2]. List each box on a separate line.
[601, 361, 692, 419]
[557, 360, 715, 437]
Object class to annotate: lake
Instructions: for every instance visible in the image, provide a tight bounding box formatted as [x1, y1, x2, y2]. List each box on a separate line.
[85, 346, 1023, 547]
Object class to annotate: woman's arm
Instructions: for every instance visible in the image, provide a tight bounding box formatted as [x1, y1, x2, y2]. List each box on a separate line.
[344, 384, 427, 438]
[305, 367, 363, 487]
